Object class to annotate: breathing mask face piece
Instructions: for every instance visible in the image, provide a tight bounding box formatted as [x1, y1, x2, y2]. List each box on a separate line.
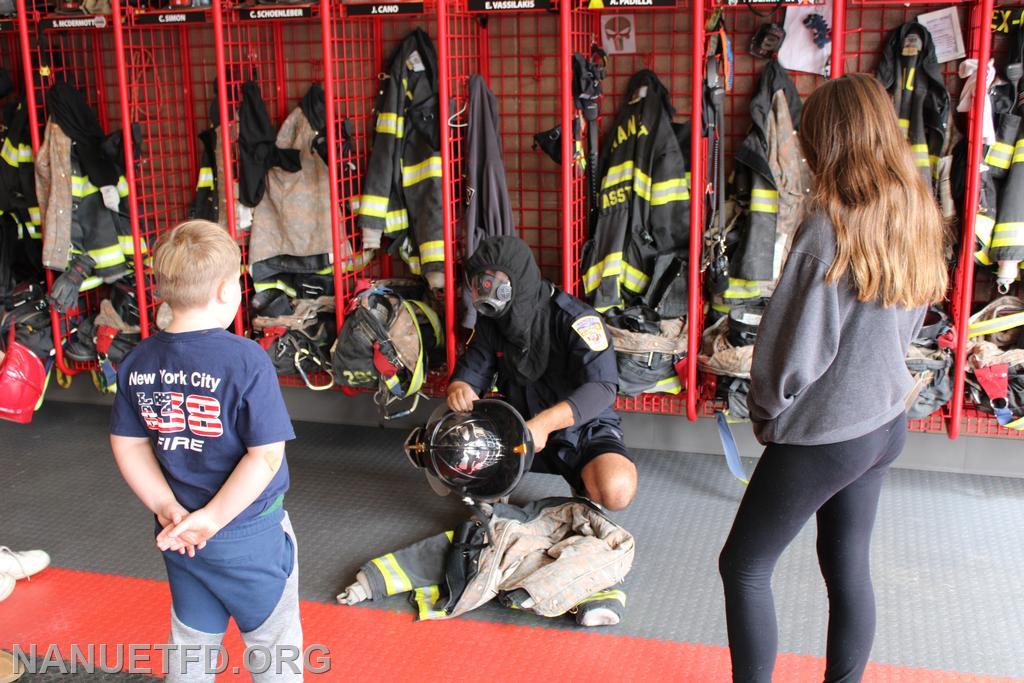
[469, 269, 512, 318]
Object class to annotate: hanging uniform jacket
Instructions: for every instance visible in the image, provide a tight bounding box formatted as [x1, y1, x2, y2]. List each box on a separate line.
[581, 70, 690, 315]
[876, 22, 950, 192]
[35, 83, 136, 291]
[344, 497, 633, 621]
[0, 98, 41, 239]
[722, 61, 810, 313]
[190, 125, 218, 222]
[461, 73, 515, 329]
[357, 28, 444, 285]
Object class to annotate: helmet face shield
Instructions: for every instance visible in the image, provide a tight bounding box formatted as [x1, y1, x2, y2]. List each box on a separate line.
[404, 399, 534, 501]
[468, 269, 512, 318]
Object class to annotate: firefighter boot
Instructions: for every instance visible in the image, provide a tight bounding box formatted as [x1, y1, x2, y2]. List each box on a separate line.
[48, 253, 95, 314]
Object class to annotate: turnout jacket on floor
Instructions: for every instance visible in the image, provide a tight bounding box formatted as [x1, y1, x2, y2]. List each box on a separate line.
[728, 61, 810, 294]
[35, 84, 135, 289]
[356, 497, 634, 620]
[357, 28, 444, 279]
[581, 70, 690, 314]
[876, 22, 950, 191]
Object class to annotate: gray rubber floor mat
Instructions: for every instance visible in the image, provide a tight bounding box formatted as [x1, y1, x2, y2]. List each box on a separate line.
[2, 402, 1022, 678]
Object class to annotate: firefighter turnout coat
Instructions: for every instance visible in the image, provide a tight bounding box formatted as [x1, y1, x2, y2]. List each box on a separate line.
[357, 28, 444, 282]
[581, 70, 690, 314]
[0, 99, 40, 239]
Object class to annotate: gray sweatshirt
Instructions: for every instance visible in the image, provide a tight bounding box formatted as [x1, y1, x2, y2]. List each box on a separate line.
[748, 213, 926, 445]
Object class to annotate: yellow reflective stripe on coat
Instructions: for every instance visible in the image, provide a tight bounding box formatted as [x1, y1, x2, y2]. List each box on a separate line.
[749, 188, 778, 213]
[413, 585, 447, 620]
[898, 118, 910, 132]
[409, 299, 442, 347]
[401, 155, 442, 187]
[991, 221, 1024, 248]
[986, 142, 1013, 170]
[650, 177, 690, 205]
[1012, 138, 1024, 164]
[357, 194, 389, 219]
[18, 143, 32, 163]
[1, 138, 18, 166]
[724, 278, 761, 300]
[71, 175, 99, 197]
[196, 167, 214, 189]
[370, 553, 413, 596]
[116, 176, 129, 197]
[968, 311, 1024, 338]
[621, 261, 650, 293]
[975, 213, 995, 266]
[79, 275, 103, 292]
[583, 252, 622, 293]
[576, 589, 626, 607]
[29, 206, 41, 225]
[419, 240, 445, 265]
[910, 144, 930, 169]
[375, 112, 405, 138]
[385, 208, 409, 234]
[88, 243, 126, 268]
[651, 374, 682, 394]
[602, 161, 634, 189]
[253, 280, 298, 297]
[905, 67, 915, 91]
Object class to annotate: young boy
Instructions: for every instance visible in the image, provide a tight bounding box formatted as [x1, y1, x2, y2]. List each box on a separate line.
[110, 220, 301, 682]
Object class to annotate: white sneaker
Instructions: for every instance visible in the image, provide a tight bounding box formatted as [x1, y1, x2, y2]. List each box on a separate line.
[0, 547, 50, 580]
[0, 574, 14, 603]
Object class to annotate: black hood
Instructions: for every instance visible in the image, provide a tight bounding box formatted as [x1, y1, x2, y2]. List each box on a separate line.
[465, 235, 552, 385]
[45, 80, 119, 187]
[876, 22, 949, 145]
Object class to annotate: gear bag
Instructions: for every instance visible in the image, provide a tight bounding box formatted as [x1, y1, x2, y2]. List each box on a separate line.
[332, 279, 443, 415]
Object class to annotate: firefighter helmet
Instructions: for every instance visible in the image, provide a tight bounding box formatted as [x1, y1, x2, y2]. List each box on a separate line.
[404, 399, 534, 501]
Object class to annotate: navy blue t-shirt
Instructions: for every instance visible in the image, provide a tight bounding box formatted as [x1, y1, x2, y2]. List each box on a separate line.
[110, 328, 295, 527]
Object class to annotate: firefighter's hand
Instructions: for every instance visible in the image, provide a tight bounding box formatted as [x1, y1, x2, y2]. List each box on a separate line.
[157, 508, 222, 555]
[447, 381, 479, 413]
[526, 418, 550, 453]
[99, 185, 120, 211]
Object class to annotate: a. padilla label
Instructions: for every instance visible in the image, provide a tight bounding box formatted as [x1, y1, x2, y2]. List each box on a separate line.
[344, 1, 424, 15]
[239, 5, 312, 20]
[40, 14, 108, 29]
[135, 10, 206, 24]
[587, 0, 675, 8]
[468, 0, 550, 11]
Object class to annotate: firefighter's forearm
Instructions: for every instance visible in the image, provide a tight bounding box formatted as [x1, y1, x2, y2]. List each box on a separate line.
[110, 435, 178, 514]
[528, 401, 576, 434]
[202, 443, 285, 530]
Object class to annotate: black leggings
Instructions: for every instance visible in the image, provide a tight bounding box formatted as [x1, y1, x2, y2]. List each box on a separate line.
[719, 414, 907, 683]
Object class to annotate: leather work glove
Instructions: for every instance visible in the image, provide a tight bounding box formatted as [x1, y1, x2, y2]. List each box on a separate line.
[424, 271, 445, 292]
[99, 185, 121, 211]
[362, 227, 383, 250]
[48, 253, 96, 314]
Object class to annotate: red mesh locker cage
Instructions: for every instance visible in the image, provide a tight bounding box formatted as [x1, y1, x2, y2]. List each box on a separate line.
[113, 0, 218, 340]
[2, 19, 21, 92]
[838, 0, 976, 436]
[570, 1, 700, 418]
[17, 0, 122, 378]
[325, 0, 449, 397]
[949, 0, 1024, 439]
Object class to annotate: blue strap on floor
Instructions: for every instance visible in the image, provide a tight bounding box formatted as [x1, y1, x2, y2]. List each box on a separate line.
[715, 411, 749, 485]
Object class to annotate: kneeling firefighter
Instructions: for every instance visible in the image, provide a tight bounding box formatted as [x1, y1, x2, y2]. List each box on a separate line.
[336, 399, 634, 627]
[446, 235, 637, 511]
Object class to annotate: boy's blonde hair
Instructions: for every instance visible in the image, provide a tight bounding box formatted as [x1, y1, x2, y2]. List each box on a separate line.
[154, 220, 241, 310]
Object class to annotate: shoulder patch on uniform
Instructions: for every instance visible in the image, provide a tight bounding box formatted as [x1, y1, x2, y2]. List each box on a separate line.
[571, 315, 609, 351]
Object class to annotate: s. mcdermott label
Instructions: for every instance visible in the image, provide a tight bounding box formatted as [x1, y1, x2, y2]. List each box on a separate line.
[344, 2, 424, 15]
[467, 0, 550, 11]
[40, 15, 107, 29]
[239, 5, 312, 20]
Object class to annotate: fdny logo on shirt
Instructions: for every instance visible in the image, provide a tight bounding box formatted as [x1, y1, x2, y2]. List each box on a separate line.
[571, 315, 609, 352]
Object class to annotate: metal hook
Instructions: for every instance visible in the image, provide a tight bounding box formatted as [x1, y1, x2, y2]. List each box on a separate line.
[448, 101, 468, 128]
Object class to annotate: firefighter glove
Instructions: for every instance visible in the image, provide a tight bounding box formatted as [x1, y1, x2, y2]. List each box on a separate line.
[362, 227, 383, 250]
[49, 253, 96, 314]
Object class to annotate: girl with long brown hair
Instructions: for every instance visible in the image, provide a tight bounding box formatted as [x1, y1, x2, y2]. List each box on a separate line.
[718, 73, 948, 682]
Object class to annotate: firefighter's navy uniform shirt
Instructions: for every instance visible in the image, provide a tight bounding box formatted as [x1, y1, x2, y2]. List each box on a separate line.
[452, 289, 620, 451]
[110, 328, 295, 529]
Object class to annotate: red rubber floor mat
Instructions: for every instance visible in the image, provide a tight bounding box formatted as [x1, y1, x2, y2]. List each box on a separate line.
[1, 568, 1019, 682]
